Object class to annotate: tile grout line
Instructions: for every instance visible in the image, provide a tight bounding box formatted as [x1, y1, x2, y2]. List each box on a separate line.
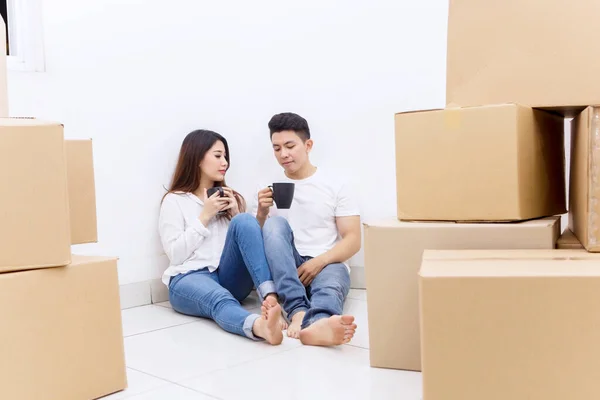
[122, 304, 275, 339]
[123, 320, 200, 338]
[126, 342, 368, 399]
[175, 344, 304, 387]
[127, 367, 178, 385]
[113, 368, 172, 400]
[172, 382, 225, 400]
[125, 336, 302, 391]
[122, 368, 222, 400]
[122, 368, 224, 400]
[344, 342, 369, 350]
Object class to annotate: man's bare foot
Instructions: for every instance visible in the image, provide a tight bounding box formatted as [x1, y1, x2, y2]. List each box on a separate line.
[287, 311, 306, 339]
[261, 295, 288, 330]
[299, 315, 356, 346]
[253, 301, 284, 345]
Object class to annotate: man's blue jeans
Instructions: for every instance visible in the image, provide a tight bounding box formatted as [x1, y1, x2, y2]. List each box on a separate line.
[262, 216, 350, 329]
[168, 213, 276, 340]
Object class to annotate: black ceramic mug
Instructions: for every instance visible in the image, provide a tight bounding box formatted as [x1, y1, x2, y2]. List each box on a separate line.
[207, 186, 224, 198]
[207, 186, 226, 215]
[269, 182, 295, 209]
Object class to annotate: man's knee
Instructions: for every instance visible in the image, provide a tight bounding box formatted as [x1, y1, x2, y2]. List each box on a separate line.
[312, 282, 346, 302]
[312, 266, 350, 299]
[262, 216, 291, 239]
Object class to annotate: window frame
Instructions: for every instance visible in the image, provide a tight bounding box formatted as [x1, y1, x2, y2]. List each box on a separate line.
[6, 0, 45, 72]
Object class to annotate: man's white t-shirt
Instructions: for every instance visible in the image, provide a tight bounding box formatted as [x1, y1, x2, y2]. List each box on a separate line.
[251, 168, 361, 270]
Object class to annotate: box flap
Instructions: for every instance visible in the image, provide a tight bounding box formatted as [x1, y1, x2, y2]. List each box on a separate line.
[0, 118, 63, 127]
[422, 249, 597, 260]
[394, 103, 522, 116]
[420, 249, 600, 278]
[70, 255, 118, 265]
[364, 216, 560, 229]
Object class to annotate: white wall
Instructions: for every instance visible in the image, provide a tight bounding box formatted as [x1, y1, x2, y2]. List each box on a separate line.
[7, 0, 449, 285]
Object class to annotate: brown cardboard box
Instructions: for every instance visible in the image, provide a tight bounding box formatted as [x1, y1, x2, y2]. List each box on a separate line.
[0, 255, 127, 399]
[569, 107, 600, 251]
[446, 0, 600, 114]
[395, 104, 566, 221]
[0, 125, 97, 273]
[419, 249, 600, 400]
[363, 216, 560, 371]
[66, 139, 98, 244]
[0, 119, 71, 272]
[557, 228, 584, 250]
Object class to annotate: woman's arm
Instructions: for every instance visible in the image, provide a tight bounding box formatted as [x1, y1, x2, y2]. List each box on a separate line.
[158, 196, 211, 265]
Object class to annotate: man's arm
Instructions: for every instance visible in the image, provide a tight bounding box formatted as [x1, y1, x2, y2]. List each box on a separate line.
[317, 215, 361, 266]
[297, 215, 361, 285]
[254, 187, 274, 228]
[256, 210, 268, 228]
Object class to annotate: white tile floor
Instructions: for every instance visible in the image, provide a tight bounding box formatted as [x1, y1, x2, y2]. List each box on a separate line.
[101, 289, 422, 400]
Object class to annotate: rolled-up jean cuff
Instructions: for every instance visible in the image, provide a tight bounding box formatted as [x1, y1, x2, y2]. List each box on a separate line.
[301, 312, 329, 330]
[257, 280, 276, 301]
[243, 314, 262, 341]
[288, 307, 309, 322]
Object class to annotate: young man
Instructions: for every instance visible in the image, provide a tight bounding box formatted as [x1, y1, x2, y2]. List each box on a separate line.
[252, 112, 361, 347]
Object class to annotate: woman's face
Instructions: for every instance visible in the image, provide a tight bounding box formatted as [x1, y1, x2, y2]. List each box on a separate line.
[199, 140, 228, 182]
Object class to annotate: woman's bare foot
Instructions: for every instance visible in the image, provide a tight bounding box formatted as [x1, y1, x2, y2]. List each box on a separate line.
[253, 301, 284, 345]
[261, 294, 288, 330]
[287, 311, 305, 339]
[299, 315, 356, 346]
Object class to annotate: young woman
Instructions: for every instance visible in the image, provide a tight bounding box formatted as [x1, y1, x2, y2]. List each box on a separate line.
[159, 129, 284, 344]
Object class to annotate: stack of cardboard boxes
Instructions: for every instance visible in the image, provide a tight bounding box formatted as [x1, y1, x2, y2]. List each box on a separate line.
[365, 0, 600, 398]
[0, 20, 126, 400]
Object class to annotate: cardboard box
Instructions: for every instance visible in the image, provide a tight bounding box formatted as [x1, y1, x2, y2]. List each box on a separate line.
[569, 107, 600, 251]
[557, 228, 584, 250]
[66, 139, 98, 244]
[363, 216, 560, 371]
[419, 249, 600, 400]
[446, 0, 600, 114]
[0, 119, 71, 272]
[395, 104, 566, 221]
[0, 255, 127, 399]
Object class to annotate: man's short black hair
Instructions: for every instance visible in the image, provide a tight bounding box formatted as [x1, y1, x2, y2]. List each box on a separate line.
[268, 112, 310, 142]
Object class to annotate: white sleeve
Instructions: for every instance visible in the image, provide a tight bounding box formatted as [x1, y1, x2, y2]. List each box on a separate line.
[335, 179, 361, 217]
[158, 195, 211, 265]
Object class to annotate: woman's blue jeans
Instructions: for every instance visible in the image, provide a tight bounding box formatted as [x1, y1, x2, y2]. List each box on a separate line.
[168, 214, 276, 340]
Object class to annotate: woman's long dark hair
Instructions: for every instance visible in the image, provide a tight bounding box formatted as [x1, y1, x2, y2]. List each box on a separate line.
[162, 129, 246, 220]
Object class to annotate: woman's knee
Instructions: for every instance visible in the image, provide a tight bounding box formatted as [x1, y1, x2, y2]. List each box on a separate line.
[230, 213, 259, 231]
[169, 289, 208, 317]
[168, 272, 230, 316]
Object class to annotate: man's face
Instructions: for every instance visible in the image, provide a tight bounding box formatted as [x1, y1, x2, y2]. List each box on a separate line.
[271, 130, 312, 174]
